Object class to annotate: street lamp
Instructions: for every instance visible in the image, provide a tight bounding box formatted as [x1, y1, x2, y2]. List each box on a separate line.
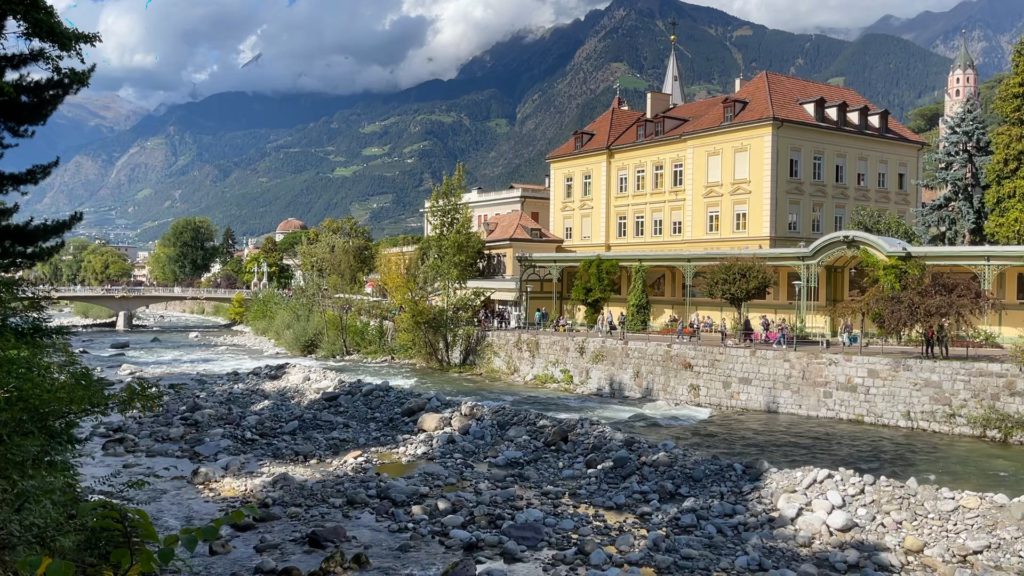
[792, 280, 803, 351]
[525, 285, 533, 330]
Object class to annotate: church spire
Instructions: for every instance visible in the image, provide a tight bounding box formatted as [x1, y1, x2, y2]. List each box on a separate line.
[662, 18, 684, 105]
[953, 29, 975, 72]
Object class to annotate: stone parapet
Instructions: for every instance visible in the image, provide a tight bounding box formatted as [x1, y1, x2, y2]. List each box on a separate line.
[483, 332, 1024, 443]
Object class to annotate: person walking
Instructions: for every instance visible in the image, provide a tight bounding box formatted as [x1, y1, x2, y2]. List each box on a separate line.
[937, 318, 950, 359]
[719, 316, 728, 345]
[742, 316, 754, 345]
[773, 320, 788, 348]
[760, 315, 770, 343]
[534, 307, 542, 330]
[840, 318, 854, 348]
[924, 324, 937, 359]
[597, 310, 607, 335]
[541, 307, 549, 329]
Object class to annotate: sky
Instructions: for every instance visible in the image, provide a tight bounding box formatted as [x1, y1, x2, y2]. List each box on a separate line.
[46, 0, 966, 109]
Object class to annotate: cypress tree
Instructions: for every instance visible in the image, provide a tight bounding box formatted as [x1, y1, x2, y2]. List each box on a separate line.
[0, 2, 99, 272]
[916, 97, 991, 246]
[625, 264, 650, 332]
[984, 37, 1024, 245]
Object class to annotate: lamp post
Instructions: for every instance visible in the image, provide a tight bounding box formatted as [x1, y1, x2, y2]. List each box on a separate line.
[525, 285, 533, 330]
[792, 280, 803, 351]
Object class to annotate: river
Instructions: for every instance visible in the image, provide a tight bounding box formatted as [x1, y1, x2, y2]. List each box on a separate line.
[70, 311, 1024, 497]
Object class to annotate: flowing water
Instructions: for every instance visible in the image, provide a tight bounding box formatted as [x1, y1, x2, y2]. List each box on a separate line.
[70, 312, 1024, 500]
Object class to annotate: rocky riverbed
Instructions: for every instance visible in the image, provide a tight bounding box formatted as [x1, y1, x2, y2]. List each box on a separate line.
[81, 356, 1024, 576]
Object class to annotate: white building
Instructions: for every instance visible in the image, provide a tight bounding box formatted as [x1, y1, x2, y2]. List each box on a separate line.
[423, 182, 550, 235]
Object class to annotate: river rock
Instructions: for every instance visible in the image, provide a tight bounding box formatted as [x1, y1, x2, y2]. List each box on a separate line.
[588, 548, 608, 566]
[276, 568, 302, 576]
[826, 490, 845, 508]
[825, 510, 856, 532]
[109, 340, 130, 350]
[960, 495, 982, 509]
[188, 332, 201, 339]
[544, 425, 570, 447]
[902, 535, 926, 553]
[450, 414, 472, 435]
[417, 412, 447, 432]
[307, 525, 348, 549]
[400, 398, 428, 417]
[442, 558, 477, 576]
[194, 441, 225, 457]
[189, 465, 224, 485]
[614, 532, 634, 552]
[441, 514, 465, 527]
[500, 522, 546, 548]
[209, 539, 233, 555]
[254, 559, 277, 574]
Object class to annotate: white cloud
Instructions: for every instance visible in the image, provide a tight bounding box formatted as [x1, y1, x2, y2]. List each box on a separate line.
[46, 0, 962, 109]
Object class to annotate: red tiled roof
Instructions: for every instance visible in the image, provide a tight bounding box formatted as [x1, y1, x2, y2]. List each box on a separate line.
[549, 71, 925, 159]
[483, 211, 562, 243]
[547, 95, 645, 159]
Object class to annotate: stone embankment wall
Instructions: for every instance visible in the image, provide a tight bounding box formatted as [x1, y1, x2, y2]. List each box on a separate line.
[483, 332, 1024, 443]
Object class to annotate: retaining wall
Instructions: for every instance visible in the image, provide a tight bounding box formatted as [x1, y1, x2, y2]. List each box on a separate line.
[483, 331, 1024, 442]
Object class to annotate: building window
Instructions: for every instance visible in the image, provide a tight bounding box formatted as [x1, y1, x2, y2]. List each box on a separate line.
[637, 124, 646, 140]
[787, 203, 800, 233]
[877, 162, 888, 189]
[652, 213, 663, 236]
[955, 88, 961, 98]
[654, 120, 664, 136]
[706, 207, 720, 234]
[723, 103, 735, 123]
[616, 215, 627, 238]
[634, 214, 645, 237]
[672, 162, 684, 188]
[789, 149, 801, 179]
[574, 135, 584, 150]
[635, 167, 646, 192]
[1017, 273, 1024, 301]
[564, 175, 573, 200]
[733, 148, 749, 181]
[734, 205, 748, 232]
[856, 158, 868, 187]
[834, 207, 846, 232]
[835, 157, 846, 185]
[671, 210, 683, 236]
[707, 153, 722, 184]
[581, 215, 592, 240]
[811, 203, 823, 234]
[812, 153, 824, 182]
[653, 163, 664, 190]
[582, 173, 592, 197]
[617, 170, 628, 194]
[563, 224, 573, 241]
[898, 165, 908, 191]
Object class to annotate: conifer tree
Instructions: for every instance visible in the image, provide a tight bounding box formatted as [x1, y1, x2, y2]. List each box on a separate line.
[0, 2, 99, 273]
[625, 264, 650, 332]
[916, 97, 991, 246]
[984, 37, 1024, 245]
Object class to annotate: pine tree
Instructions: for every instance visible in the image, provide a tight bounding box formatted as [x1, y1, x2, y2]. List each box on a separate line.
[916, 97, 991, 246]
[984, 37, 1024, 245]
[0, 2, 99, 273]
[219, 226, 238, 262]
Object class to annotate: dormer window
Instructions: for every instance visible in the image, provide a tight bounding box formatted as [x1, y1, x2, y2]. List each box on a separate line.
[723, 103, 735, 124]
[529, 227, 541, 239]
[637, 124, 646, 140]
[574, 135, 584, 150]
[654, 120, 664, 136]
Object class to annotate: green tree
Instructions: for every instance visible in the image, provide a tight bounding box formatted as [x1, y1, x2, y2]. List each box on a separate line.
[569, 256, 620, 325]
[848, 206, 920, 244]
[205, 256, 244, 289]
[701, 258, 775, 328]
[31, 237, 93, 285]
[397, 164, 486, 368]
[150, 217, 220, 286]
[984, 38, 1024, 245]
[917, 97, 991, 246]
[625, 264, 651, 332]
[80, 244, 132, 286]
[300, 217, 374, 294]
[219, 226, 238, 263]
[276, 229, 307, 257]
[0, 1, 98, 274]
[905, 101, 944, 134]
[226, 292, 246, 323]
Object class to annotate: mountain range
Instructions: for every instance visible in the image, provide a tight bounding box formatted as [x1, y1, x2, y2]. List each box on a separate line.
[9, 0, 979, 241]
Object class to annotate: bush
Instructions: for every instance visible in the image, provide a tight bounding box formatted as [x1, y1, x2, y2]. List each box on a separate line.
[71, 302, 116, 320]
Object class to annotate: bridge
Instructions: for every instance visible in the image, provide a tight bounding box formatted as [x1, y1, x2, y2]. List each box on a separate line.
[51, 286, 251, 330]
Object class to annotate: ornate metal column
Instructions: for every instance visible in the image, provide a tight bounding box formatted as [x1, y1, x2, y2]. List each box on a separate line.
[677, 264, 698, 322]
[549, 264, 562, 318]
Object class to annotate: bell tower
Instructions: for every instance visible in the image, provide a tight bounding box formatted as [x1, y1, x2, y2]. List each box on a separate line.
[941, 30, 979, 138]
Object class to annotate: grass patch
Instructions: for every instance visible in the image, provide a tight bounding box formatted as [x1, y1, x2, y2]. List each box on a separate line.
[415, 112, 459, 123]
[403, 141, 432, 154]
[617, 74, 648, 90]
[361, 145, 389, 156]
[487, 119, 511, 133]
[71, 302, 115, 320]
[332, 165, 364, 177]
[134, 188, 154, 200]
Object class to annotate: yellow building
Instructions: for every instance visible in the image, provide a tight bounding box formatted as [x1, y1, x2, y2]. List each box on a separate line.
[516, 46, 1024, 339]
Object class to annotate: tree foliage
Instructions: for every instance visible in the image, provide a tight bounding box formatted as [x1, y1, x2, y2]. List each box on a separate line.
[150, 217, 220, 286]
[701, 258, 775, 327]
[917, 97, 991, 246]
[984, 37, 1024, 245]
[0, 1, 98, 273]
[848, 206, 920, 244]
[226, 292, 246, 324]
[242, 236, 292, 289]
[299, 216, 374, 294]
[625, 264, 651, 331]
[218, 226, 238, 263]
[418, 164, 484, 290]
[905, 101, 944, 134]
[569, 256, 620, 325]
[80, 244, 132, 286]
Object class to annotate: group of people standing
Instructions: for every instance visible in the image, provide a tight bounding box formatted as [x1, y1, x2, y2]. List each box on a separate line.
[923, 318, 952, 359]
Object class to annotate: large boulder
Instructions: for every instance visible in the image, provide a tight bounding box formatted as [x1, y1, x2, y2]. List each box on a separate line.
[500, 522, 546, 548]
[417, 412, 448, 432]
[307, 525, 348, 549]
[400, 398, 428, 417]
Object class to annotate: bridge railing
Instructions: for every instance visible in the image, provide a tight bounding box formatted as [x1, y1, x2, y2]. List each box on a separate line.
[49, 286, 251, 297]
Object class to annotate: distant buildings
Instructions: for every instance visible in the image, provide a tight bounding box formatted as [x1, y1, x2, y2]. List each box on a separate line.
[422, 183, 551, 235]
[275, 218, 308, 241]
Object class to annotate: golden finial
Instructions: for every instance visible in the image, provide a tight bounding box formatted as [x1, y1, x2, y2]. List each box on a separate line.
[669, 17, 678, 46]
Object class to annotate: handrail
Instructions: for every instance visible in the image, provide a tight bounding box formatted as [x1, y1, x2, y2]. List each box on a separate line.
[48, 286, 251, 297]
